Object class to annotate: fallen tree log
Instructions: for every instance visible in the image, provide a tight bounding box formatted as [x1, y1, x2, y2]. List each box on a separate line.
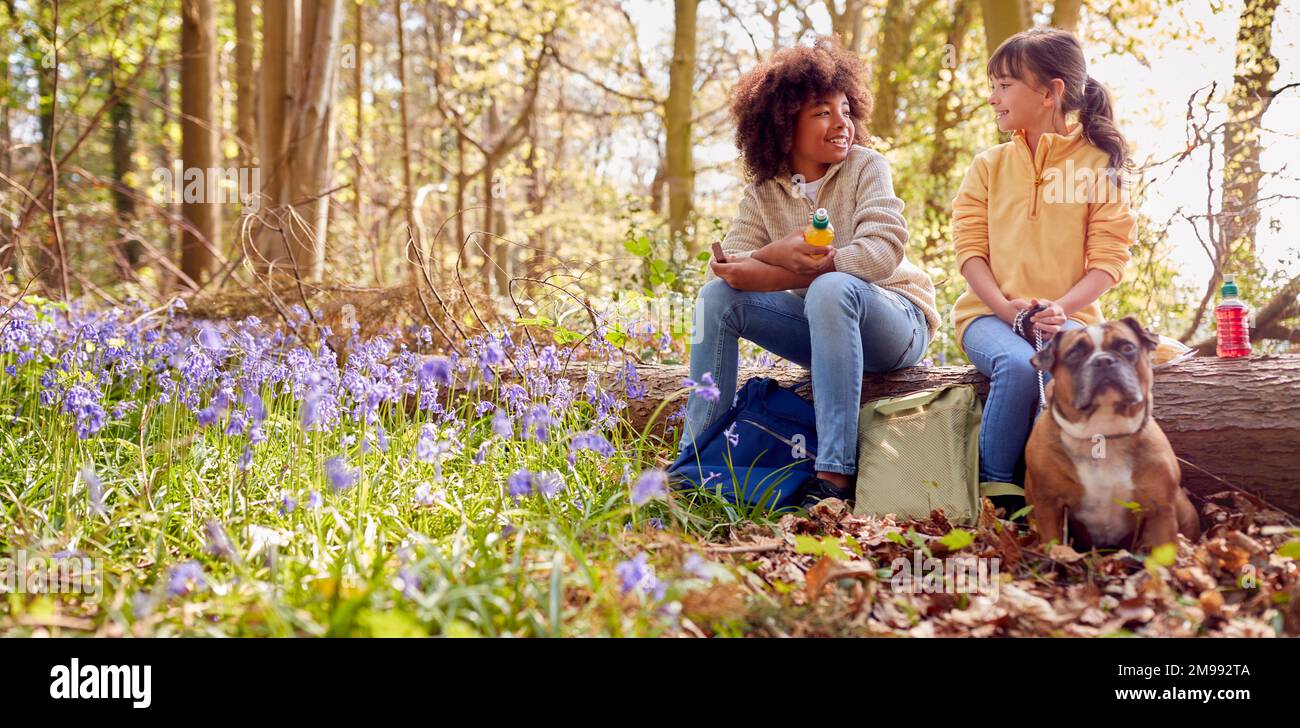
[613, 354, 1300, 517]
[436, 352, 1298, 514]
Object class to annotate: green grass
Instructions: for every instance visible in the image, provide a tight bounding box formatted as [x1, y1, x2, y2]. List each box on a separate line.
[0, 355, 782, 637]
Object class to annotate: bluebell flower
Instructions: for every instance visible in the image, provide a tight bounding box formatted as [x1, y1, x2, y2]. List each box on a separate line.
[396, 565, 422, 599]
[414, 482, 445, 507]
[723, 422, 739, 447]
[622, 360, 646, 400]
[238, 445, 253, 472]
[419, 356, 453, 387]
[569, 430, 615, 459]
[62, 385, 106, 439]
[683, 553, 712, 580]
[166, 560, 206, 597]
[482, 341, 505, 366]
[521, 404, 553, 443]
[631, 469, 668, 506]
[538, 345, 560, 373]
[242, 388, 267, 422]
[535, 470, 564, 499]
[507, 468, 533, 498]
[415, 423, 440, 462]
[472, 441, 490, 465]
[695, 372, 720, 402]
[302, 387, 325, 429]
[197, 324, 227, 358]
[491, 408, 513, 438]
[205, 519, 235, 559]
[225, 410, 247, 436]
[308, 490, 323, 509]
[615, 553, 662, 598]
[280, 494, 296, 514]
[324, 455, 359, 491]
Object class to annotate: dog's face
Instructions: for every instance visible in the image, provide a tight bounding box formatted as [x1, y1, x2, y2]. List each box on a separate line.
[1030, 317, 1159, 415]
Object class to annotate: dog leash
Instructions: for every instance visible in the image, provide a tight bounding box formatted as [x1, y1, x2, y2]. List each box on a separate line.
[1011, 305, 1049, 411]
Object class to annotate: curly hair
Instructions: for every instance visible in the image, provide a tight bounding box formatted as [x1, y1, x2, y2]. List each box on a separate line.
[728, 36, 874, 184]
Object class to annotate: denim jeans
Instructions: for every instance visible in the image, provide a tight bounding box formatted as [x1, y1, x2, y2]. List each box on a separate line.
[676, 272, 931, 476]
[960, 313, 1085, 486]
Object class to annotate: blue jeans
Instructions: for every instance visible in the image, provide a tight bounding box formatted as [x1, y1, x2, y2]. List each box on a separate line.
[677, 272, 931, 475]
[960, 314, 1084, 485]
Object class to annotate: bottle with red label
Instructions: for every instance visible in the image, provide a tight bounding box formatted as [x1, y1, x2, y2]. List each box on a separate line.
[1214, 275, 1251, 359]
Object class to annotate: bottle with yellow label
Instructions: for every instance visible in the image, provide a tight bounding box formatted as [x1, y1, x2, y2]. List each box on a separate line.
[804, 208, 834, 253]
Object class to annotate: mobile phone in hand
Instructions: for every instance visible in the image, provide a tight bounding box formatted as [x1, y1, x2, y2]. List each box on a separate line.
[711, 241, 728, 263]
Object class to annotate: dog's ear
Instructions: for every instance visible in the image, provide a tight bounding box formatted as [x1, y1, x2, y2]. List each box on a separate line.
[1030, 331, 1062, 371]
[1118, 316, 1160, 351]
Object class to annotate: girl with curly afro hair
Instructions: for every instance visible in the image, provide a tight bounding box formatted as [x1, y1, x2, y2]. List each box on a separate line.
[674, 37, 940, 507]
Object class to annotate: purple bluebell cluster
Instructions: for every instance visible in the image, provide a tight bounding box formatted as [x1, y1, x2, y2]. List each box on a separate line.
[0, 300, 658, 499]
[0, 297, 726, 620]
[615, 553, 666, 600]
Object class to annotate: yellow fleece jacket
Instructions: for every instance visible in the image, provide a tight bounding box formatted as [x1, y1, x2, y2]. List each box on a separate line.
[950, 120, 1136, 348]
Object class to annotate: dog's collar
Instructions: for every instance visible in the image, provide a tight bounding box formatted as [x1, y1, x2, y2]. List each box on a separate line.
[1049, 394, 1152, 441]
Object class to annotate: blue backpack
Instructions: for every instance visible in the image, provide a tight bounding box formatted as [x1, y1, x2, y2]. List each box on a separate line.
[667, 375, 819, 512]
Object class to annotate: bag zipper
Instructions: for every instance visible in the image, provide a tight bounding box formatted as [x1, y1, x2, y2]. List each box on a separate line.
[738, 417, 818, 459]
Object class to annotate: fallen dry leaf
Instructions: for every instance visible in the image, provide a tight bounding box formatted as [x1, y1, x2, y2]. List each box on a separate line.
[804, 556, 876, 601]
[1048, 543, 1087, 564]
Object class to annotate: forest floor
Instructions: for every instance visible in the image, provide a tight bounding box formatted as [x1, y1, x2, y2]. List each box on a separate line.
[2, 291, 1297, 637]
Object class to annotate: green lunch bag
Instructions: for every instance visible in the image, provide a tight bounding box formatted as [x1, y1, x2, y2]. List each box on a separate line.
[852, 385, 1022, 524]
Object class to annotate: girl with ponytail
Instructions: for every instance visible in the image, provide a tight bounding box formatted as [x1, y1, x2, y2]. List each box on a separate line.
[949, 27, 1138, 503]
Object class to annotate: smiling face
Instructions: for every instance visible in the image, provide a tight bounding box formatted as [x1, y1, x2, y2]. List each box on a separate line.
[789, 90, 854, 179]
[988, 74, 1059, 134]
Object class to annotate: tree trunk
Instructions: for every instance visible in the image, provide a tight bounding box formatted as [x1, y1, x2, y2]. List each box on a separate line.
[826, 0, 867, 55]
[286, 0, 343, 281]
[665, 0, 697, 250]
[455, 133, 467, 271]
[1218, 0, 1281, 279]
[234, 0, 256, 170]
[180, 0, 219, 286]
[524, 116, 549, 281]
[484, 101, 510, 297]
[919, 0, 976, 264]
[0, 2, 15, 280]
[1049, 0, 1083, 33]
[870, 0, 909, 141]
[978, 0, 1029, 57]
[255, 0, 295, 272]
[353, 0, 373, 283]
[110, 80, 139, 272]
[156, 65, 179, 291]
[394, 0, 419, 281]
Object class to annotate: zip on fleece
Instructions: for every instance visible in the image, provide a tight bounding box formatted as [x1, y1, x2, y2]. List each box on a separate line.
[1015, 131, 1051, 220]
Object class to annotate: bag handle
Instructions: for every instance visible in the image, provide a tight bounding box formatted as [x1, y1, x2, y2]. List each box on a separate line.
[979, 482, 1025, 498]
[868, 386, 954, 416]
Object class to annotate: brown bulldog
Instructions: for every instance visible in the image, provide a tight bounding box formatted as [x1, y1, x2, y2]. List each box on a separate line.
[1024, 317, 1201, 553]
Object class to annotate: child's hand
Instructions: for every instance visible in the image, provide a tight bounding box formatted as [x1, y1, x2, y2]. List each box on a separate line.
[999, 298, 1033, 325]
[762, 229, 837, 275]
[710, 256, 786, 291]
[1029, 298, 1067, 336]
